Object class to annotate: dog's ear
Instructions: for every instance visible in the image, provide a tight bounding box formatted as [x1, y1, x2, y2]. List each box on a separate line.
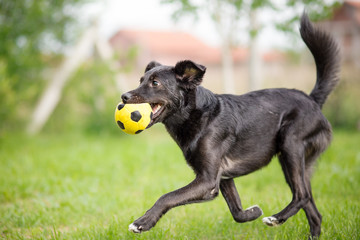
[174, 60, 206, 89]
[145, 61, 162, 73]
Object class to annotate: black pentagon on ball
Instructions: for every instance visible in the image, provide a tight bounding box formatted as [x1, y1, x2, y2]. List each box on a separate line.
[117, 103, 125, 110]
[135, 130, 143, 134]
[117, 120, 125, 129]
[130, 110, 142, 122]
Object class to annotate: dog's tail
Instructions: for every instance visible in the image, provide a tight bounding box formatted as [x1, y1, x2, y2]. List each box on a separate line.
[300, 13, 340, 109]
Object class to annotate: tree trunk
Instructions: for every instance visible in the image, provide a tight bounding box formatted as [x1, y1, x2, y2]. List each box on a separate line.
[212, 0, 235, 94]
[27, 26, 97, 134]
[222, 37, 235, 94]
[248, 10, 262, 91]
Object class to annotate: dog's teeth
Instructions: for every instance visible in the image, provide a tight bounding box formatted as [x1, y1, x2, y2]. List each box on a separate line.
[153, 104, 162, 114]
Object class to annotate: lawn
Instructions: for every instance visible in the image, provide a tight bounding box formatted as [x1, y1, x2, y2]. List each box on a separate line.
[0, 127, 359, 239]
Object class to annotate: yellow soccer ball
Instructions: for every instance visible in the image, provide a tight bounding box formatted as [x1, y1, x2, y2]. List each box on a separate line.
[115, 102, 153, 135]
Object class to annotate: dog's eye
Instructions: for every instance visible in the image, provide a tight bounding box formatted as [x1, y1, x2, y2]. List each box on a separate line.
[140, 77, 144, 84]
[151, 80, 160, 87]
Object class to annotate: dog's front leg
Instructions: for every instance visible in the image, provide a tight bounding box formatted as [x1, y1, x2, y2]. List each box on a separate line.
[220, 178, 263, 223]
[129, 175, 219, 233]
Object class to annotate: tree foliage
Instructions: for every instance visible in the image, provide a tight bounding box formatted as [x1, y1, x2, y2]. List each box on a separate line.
[0, 0, 88, 80]
[274, 0, 341, 33]
[0, 0, 89, 134]
[162, 0, 340, 41]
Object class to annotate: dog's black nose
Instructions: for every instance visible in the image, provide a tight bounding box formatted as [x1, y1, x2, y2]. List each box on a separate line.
[121, 92, 132, 104]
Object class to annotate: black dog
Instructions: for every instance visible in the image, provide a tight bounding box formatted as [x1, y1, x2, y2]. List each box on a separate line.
[122, 14, 340, 239]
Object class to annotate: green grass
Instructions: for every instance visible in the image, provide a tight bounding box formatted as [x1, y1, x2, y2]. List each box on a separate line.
[1, 127, 359, 239]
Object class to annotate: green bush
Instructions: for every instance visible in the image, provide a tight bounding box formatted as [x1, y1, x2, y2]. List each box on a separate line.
[0, 0, 90, 135]
[44, 59, 120, 135]
[323, 76, 360, 130]
[0, 60, 46, 135]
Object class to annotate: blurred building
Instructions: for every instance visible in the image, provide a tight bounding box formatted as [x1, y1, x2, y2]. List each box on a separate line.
[109, 29, 248, 67]
[108, 29, 287, 92]
[317, 0, 360, 66]
[109, 29, 253, 92]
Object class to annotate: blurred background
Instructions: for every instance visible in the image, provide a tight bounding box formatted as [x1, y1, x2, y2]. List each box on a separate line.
[0, 0, 359, 136]
[1, 1, 360, 239]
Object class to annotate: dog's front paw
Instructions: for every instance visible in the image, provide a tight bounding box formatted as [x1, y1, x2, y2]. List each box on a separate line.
[262, 216, 281, 226]
[128, 215, 158, 233]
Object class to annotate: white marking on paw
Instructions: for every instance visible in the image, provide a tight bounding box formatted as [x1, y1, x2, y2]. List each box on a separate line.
[128, 223, 141, 233]
[262, 216, 279, 227]
[246, 205, 263, 216]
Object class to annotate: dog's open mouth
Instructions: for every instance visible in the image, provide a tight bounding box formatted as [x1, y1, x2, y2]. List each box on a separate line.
[149, 103, 165, 124]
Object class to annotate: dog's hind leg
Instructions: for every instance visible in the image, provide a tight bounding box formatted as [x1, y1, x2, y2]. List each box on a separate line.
[302, 170, 322, 239]
[301, 129, 331, 239]
[220, 179, 263, 223]
[262, 138, 311, 227]
[301, 146, 326, 239]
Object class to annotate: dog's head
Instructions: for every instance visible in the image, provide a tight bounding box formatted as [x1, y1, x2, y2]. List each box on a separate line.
[121, 60, 206, 126]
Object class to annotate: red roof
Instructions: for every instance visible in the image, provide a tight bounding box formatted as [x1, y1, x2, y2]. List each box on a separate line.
[109, 29, 247, 65]
[262, 50, 286, 62]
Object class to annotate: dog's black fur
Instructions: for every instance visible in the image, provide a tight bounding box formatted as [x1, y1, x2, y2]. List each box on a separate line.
[122, 14, 340, 239]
